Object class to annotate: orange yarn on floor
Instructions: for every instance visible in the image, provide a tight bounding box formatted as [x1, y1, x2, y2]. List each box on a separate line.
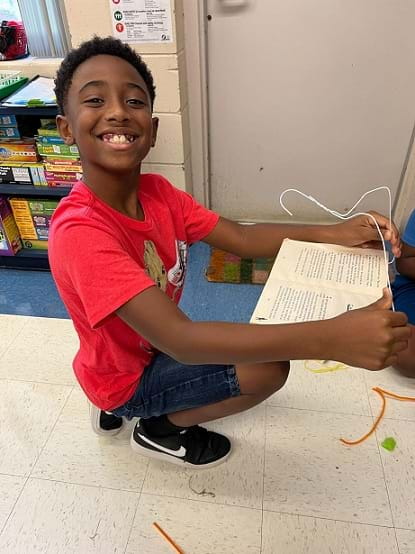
[340, 387, 415, 446]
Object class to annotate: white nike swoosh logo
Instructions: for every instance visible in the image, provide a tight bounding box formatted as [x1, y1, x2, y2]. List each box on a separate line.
[137, 433, 186, 458]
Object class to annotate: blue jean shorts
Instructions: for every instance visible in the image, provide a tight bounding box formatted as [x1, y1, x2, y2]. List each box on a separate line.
[111, 352, 240, 420]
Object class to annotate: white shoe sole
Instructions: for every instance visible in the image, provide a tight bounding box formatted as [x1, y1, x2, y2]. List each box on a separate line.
[130, 432, 231, 469]
[89, 404, 125, 436]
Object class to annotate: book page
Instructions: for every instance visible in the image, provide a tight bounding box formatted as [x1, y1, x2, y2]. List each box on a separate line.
[267, 239, 387, 293]
[251, 240, 387, 325]
[251, 282, 380, 324]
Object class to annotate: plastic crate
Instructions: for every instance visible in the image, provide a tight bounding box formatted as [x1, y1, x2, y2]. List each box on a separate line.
[0, 71, 28, 101]
[0, 71, 20, 85]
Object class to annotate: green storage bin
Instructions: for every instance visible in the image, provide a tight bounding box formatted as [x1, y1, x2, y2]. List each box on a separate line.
[0, 72, 29, 101]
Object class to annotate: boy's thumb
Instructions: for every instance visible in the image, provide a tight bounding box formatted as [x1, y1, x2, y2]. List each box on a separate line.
[366, 288, 392, 311]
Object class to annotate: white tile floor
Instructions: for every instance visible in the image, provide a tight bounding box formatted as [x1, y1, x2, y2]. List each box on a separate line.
[0, 313, 414, 554]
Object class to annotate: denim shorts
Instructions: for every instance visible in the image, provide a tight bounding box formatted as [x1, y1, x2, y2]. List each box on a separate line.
[111, 352, 240, 420]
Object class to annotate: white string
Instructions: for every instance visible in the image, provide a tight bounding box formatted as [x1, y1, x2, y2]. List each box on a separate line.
[279, 186, 395, 310]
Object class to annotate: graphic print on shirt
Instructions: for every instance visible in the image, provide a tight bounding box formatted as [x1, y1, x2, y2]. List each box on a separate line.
[143, 240, 168, 291]
[168, 240, 187, 289]
[143, 239, 188, 298]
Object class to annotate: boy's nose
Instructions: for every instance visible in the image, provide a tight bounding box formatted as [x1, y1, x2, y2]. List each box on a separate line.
[105, 101, 129, 121]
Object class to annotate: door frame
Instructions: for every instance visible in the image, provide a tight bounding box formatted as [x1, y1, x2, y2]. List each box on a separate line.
[393, 123, 415, 230]
[182, 1, 210, 207]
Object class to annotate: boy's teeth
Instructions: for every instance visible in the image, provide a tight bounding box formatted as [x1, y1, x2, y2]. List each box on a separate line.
[103, 134, 133, 143]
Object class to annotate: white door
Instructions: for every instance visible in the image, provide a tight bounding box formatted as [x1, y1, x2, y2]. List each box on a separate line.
[206, 0, 415, 222]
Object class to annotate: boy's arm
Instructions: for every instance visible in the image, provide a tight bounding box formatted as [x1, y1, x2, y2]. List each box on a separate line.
[116, 286, 409, 371]
[203, 214, 401, 259]
[396, 241, 415, 279]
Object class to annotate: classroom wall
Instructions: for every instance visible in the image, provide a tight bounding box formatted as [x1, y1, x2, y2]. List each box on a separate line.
[1, 0, 190, 192]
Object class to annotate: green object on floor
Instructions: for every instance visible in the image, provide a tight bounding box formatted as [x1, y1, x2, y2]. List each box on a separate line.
[381, 437, 396, 452]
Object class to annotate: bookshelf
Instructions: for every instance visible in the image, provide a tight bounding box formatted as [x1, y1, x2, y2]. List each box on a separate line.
[0, 103, 69, 270]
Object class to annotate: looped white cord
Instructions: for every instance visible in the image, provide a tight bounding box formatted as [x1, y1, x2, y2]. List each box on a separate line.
[279, 186, 395, 309]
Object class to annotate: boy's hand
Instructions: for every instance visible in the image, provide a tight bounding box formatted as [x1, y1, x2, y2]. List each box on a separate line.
[329, 289, 410, 370]
[330, 212, 402, 258]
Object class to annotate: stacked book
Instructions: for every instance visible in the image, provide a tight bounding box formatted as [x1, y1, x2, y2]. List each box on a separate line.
[0, 196, 22, 256]
[9, 196, 59, 250]
[35, 120, 82, 188]
[0, 125, 44, 186]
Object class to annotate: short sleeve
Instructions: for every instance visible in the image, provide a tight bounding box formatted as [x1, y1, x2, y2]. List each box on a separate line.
[403, 210, 415, 247]
[175, 189, 219, 244]
[50, 222, 155, 329]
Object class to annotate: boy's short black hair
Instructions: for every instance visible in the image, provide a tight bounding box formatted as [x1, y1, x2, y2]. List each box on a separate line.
[54, 36, 156, 114]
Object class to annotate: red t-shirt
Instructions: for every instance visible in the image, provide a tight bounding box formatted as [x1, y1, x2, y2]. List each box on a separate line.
[48, 174, 219, 410]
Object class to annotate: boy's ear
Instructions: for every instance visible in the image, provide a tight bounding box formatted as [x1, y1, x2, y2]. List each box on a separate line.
[151, 117, 159, 148]
[56, 114, 75, 145]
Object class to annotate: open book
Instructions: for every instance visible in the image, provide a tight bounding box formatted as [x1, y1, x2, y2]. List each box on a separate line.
[251, 239, 387, 326]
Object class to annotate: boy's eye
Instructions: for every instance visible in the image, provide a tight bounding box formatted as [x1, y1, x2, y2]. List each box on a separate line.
[127, 98, 146, 106]
[84, 97, 103, 104]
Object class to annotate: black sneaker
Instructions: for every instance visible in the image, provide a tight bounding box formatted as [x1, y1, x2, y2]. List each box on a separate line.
[130, 419, 231, 468]
[89, 403, 125, 436]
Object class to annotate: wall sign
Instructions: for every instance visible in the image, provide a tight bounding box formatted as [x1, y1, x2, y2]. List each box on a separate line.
[109, 0, 173, 43]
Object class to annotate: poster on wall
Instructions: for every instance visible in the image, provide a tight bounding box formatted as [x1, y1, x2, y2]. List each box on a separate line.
[109, 0, 173, 44]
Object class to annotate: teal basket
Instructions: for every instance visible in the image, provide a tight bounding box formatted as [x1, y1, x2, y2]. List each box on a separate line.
[0, 71, 29, 101]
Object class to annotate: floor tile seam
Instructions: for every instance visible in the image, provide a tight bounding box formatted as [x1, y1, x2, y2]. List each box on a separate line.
[261, 507, 396, 529]
[19, 474, 143, 496]
[360, 374, 396, 534]
[381, 416, 415, 423]
[373, 426, 398, 531]
[0, 471, 28, 478]
[260, 404, 267, 553]
[0, 317, 32, 359]
[266, 403, 375, 419]
[28, 386, 74, 480]
[122, 490, 143, 554]
[140, 490, 263, 512]
[395, 528, 403, 554]
[0, 475, 30, 538]
[123, 438, 152, 553]
[0, 377, 75, 388]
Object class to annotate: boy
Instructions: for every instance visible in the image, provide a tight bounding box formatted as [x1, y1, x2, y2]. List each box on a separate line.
[49, 36, 409, 469]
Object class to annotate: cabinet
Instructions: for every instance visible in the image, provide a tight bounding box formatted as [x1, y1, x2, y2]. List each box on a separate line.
[0, 104, 71, 270]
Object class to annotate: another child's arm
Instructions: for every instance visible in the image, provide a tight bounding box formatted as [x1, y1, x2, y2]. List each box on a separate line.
[117, 285, 409, 372]
[396, 241, 415, 280]
[203, 212, 401, 259]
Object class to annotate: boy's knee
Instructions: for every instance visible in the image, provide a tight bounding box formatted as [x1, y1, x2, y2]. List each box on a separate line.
[258, 361, 290, 395]
[237, 361, 290, 396]
[272, 361, 290, 390]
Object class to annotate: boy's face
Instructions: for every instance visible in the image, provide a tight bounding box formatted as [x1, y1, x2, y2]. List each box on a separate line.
[56, 54, 158, 178]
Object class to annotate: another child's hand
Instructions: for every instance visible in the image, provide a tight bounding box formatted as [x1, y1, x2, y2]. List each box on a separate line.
[329, 289, 410, 370]
[331, 212, 402, 258]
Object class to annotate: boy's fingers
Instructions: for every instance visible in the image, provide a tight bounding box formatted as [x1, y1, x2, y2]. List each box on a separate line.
[391, 312, 410, 329]
[366, 288, 392, 310]
[365, 211, 400, 243]
[384, 355, 399, 367]
[391, 340, 409, 354]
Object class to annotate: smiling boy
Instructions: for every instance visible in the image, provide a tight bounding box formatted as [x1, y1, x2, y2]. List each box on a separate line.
[49, 37, 409, 469]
